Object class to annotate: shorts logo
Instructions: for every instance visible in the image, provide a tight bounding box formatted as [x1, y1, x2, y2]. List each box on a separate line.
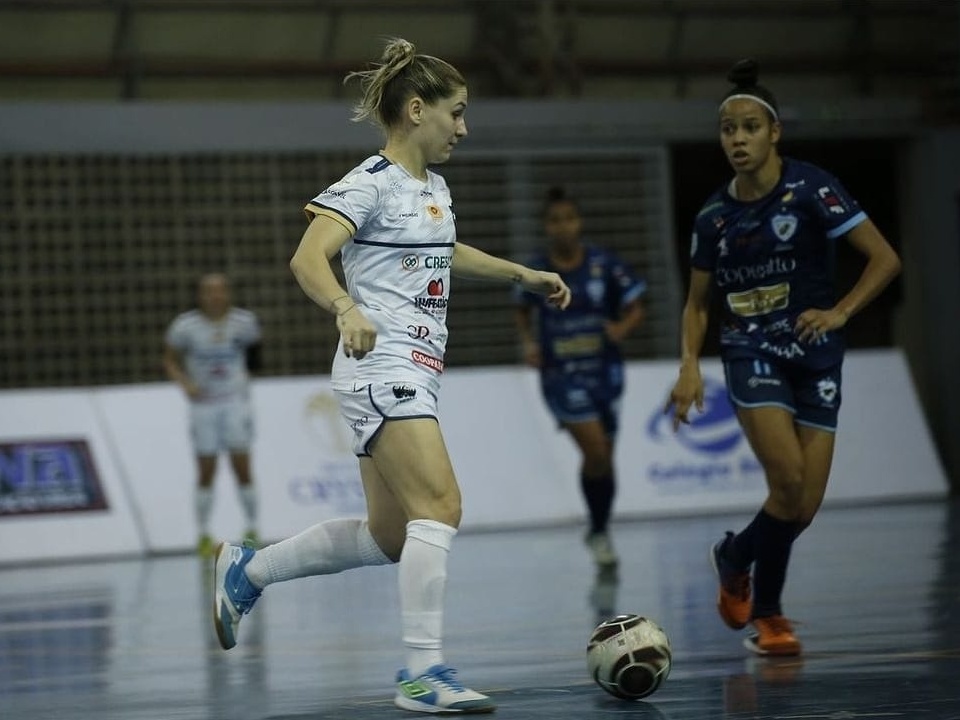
[392, 385, 417, 399]
[817, 378, 838, 403]
[411, 350, 444, 373]
[747, 375, 781, 388]
[402, 255, 419, 270]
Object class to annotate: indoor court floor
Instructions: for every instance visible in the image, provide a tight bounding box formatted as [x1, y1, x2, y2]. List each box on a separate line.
[1, 499, 958, 719]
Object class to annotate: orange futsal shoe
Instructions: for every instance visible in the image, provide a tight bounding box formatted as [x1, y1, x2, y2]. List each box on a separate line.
[744, 616, 802, 657]
[710, 533, 752, 629]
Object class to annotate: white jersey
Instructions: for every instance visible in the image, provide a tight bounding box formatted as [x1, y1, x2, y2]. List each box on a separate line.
[165, 308, 261, 402]
[305, 155, 455, 395]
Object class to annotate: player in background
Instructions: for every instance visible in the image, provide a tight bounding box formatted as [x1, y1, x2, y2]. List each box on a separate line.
[516, 186, 646, 571]
[163, 273, 262, 556]
[664, 59, 901, 656]
[210, 37, 570, 714]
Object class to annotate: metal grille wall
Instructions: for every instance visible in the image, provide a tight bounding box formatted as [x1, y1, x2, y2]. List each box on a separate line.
[0, 148, 679, 389]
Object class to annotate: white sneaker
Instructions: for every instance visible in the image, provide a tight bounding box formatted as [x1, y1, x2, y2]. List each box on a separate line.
[394, 664, 495, 714]
[586, 531, 619, 569]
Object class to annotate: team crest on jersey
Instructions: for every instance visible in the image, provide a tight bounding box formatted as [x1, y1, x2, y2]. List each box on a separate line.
[771, 214, 798, 242]
[586, 278, 605, 305]
[426, 204, 444, 222]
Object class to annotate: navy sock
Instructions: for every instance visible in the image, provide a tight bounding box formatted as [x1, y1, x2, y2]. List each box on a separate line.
[728, 511, 763, 569]
[751, 510, 799, 619]
[580, 472, 615, 535]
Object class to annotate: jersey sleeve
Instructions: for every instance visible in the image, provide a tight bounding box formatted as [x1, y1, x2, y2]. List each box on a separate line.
[164, 316, 188, 350]
[606, 252, 646, 307]
[241, 312, 262, 345]
[809, 170, 868, 240]
[689, 205, 720, 271]
[303, 167, 381, 234]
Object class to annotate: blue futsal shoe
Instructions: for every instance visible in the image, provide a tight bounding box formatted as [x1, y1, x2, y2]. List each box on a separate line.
[212, 542, 262, 650]
[394, 664, 496, 714]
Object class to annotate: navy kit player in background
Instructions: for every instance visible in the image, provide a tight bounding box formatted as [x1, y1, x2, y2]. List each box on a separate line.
[665, 60, 900, 656]
[211, 38, 569, 714]
[516, 186, 646, 571]
[163, 273, 262, 556]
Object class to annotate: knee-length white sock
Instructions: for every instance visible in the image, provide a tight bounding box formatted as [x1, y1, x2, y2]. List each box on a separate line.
[243, 518, 392, 588]
[399, 519, 457, 677]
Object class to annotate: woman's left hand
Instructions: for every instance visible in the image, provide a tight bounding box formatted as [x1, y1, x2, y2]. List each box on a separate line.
[795, 307, 848, 343]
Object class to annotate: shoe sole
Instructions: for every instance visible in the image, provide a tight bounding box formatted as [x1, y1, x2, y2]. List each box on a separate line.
[212, 542, 235, 651]
[709, 543, 750, 630]
[394, 694, 497, 714]
[743, 635, 802, 657]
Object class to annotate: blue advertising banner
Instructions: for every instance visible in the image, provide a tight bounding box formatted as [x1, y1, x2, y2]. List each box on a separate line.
[0, 439, 108, 516]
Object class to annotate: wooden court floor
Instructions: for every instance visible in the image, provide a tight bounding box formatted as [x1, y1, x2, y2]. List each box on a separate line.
[1, 499, 958, 719]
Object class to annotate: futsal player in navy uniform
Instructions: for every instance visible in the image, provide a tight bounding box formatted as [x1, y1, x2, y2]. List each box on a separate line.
[517, 186, 646, 571]
[665, 60, 901, 655]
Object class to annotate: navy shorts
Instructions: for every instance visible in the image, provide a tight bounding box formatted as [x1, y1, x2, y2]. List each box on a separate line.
[723, 357, 843, 432]
[541, 374, 622, 437]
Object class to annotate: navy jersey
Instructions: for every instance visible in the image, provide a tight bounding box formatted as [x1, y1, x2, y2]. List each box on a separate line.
[690, 158, 867, 369]
[519, 245, 646, 385]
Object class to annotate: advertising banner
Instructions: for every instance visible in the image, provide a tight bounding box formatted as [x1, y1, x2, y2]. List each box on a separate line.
[2, 348, 947, 563]
[0, 390, 144, 564]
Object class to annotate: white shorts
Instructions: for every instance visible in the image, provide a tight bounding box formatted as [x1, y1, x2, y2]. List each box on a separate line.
[190, 397, 254, 456]
[335, 381, 439, 456]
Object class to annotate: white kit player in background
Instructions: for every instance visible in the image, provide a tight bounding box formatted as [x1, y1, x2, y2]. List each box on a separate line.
[210, 37, 570, 715]
[163, 273, 263, 556]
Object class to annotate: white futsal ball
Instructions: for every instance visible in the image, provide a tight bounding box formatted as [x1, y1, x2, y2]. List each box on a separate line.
[586, 614, 672, 700]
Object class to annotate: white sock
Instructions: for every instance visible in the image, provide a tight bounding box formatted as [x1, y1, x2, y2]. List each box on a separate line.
[237, 485, 258, 530]
[400, 519, 457, 677]
[195, 487, 214, 535]
[243, 518, 392, 588]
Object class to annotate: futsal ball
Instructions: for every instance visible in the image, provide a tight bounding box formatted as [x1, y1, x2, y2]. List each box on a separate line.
[586, 614, 672, 700]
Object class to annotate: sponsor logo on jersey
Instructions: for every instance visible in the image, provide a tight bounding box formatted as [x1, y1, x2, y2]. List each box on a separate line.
[817, 186, 846, 215]
[424, 256, 452, 269]
[725, 282, 791, 317]
[411, 350, 444, 373]
[716, 257, 796, 288]
[759, 340, 806, 359]
[402, 254, 419, 270]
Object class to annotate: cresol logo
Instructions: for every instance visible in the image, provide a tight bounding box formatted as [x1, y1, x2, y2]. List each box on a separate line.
[646, 377, 742, 455]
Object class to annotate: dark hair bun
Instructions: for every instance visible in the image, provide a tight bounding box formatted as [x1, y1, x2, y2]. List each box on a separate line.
[727, 58, 759, 88]
[546, 185, 567, 203]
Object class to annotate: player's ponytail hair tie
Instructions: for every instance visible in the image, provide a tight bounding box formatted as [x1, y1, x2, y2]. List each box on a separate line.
[719, 58, 780, 122]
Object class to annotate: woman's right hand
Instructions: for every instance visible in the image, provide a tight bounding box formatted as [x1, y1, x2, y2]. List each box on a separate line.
[663, 363, 705, 431]
[336, 305, 378, 359]
[521, 339, 541, 368]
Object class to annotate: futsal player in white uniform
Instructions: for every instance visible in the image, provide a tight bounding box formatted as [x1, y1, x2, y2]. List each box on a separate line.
[211, 37, 570, 714]
[163, 273, 262, 555]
